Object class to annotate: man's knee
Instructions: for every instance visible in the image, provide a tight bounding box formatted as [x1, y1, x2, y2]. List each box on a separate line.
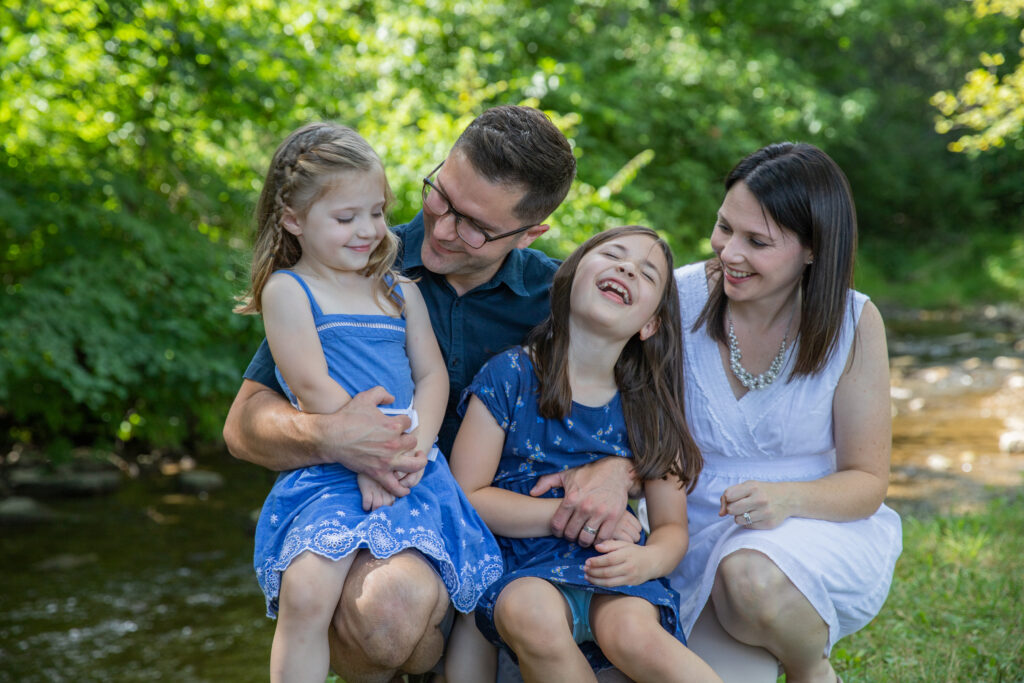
[332, 551, 447, 669]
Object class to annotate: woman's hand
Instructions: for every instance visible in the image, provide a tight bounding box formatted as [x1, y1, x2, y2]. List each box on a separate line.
[583, 540, 657, 587]
[719, 480, 792, 529]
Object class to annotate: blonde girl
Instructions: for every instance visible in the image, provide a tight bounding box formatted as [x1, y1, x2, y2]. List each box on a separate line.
[236, 122, 501, 683]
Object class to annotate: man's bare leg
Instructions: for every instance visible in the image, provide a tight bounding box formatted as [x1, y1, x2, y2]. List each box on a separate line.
[328, 549, 449, 683]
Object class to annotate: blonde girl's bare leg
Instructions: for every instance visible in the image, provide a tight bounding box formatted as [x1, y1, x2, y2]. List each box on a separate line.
[687, 602, 779, 683]
[271, 550, 356, 683]
[445, 612, 497, 682]
[493, 578, 596, 683]
[590, 594, 722, 683]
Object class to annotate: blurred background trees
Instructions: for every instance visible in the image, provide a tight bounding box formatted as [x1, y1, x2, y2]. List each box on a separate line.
[2, 0, 1022, 455]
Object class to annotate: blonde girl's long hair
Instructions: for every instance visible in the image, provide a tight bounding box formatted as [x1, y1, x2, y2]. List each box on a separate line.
[234, 122, 400, 316]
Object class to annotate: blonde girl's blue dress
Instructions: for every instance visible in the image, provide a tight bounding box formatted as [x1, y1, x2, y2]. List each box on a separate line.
[459, 346, 685, 673]
[669, 262, 902, 654]
[253, 270, 503, 618]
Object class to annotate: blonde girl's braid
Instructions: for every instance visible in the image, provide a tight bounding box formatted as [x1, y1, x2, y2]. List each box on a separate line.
[234, 123, 399, 316]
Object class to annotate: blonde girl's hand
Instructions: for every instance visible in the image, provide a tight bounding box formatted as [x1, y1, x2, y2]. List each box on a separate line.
[583, 540, 653, 587]
[719, 480, 789, 529]
[357, 472, 395, 511]
[396, 456, 426, 489]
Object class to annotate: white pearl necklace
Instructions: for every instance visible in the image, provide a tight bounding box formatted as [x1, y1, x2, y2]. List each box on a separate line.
[726, 306, 794, 391]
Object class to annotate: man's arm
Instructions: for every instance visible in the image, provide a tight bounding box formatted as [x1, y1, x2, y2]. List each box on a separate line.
[222, 379, 421, 495]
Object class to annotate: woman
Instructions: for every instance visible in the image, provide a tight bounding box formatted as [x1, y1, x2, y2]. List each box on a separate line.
[669, 142, 902, 683]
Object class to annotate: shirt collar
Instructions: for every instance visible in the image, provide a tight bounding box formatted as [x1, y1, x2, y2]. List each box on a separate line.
[399, 211, 531, 297]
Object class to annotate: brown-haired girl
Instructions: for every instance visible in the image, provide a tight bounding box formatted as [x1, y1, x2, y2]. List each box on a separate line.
[448, 226, 721, 682]
[237, 122, 501, 683]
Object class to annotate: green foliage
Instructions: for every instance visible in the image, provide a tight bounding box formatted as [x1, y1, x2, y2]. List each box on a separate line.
[0, 171, 259, 450]
[932, 0, 1024, 153]
[2, 0, 1023, 452]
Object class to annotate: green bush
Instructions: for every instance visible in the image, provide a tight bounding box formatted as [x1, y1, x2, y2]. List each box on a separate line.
[2, 0, 1021, 453]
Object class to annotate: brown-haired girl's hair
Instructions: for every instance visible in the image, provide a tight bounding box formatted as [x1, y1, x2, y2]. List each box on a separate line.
[234, 122, 399, 316]
[527, 226, 702, 491]
[694, 142, 857, 377]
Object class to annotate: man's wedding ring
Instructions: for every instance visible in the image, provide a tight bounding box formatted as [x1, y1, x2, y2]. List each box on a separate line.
[583, 525, 598, 535]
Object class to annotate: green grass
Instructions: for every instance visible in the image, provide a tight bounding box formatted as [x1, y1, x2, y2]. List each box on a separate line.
[831, 494, 1024, 682]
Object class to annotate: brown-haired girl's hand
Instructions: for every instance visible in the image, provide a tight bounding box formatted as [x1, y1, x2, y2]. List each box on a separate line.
[609, 508, 643, 544]
[582, 540, 659, 587]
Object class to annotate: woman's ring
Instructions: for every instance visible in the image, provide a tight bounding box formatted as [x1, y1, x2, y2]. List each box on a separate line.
[742, 512, 752, 525]
[583, 525, 598, 535]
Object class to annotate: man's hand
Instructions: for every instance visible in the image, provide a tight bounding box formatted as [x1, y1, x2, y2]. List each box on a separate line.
[529, 456, 635, 548]
[223, 381, 422, 497]
[609, 508, 643, 544]
[332, 387, 422, 497]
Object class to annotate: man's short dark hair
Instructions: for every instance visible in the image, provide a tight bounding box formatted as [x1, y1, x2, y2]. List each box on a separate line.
[452, 105, 577, 224]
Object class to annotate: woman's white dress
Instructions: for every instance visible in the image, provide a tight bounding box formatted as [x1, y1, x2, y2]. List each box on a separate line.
[669, 262, 902, 653]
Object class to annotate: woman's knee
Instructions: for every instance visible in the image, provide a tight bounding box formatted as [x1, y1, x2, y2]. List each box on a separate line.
[713, 550, 800, 625]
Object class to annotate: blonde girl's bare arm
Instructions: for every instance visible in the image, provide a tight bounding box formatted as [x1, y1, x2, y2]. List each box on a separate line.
[401, 281, 449, 456]
[261, 272, 352, 415]
[450, 396, 562, 537]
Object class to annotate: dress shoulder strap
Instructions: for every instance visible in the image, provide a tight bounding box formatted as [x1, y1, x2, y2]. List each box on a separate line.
[384, 273, 407, 319]
[275, 270, 325, 318]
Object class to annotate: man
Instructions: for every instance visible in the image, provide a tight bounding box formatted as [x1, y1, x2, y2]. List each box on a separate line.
[223, 105, 634, 681]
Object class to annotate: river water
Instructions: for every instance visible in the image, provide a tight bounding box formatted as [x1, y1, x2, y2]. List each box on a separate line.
[2, 310, 1022, 682]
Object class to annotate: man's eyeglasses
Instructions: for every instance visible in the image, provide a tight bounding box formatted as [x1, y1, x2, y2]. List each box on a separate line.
[421, 161, 536, 249]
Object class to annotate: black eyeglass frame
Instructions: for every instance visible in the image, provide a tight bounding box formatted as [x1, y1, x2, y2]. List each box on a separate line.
[421, 161, 537, 248]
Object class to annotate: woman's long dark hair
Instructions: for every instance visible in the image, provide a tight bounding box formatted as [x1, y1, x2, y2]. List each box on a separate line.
[527, 226, 702, 491]
[694, 142, 858, 377]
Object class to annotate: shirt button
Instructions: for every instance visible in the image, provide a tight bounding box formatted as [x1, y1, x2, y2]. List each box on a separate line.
[451, 358, 459, 367]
